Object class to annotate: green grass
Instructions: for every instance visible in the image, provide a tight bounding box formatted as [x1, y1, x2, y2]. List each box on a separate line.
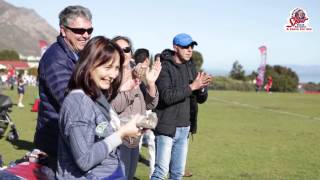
[0, 86, 37, 164]
[1, 87, 320, 179]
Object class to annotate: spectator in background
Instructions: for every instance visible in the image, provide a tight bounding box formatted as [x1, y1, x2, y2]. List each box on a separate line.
[17, 74, 26, 108]
[0, 72, 6, 93]
[265, 76, 273, 93]
[111, 37, 161, 179]
[34, 5, 93, 171]
[151, 33, 212, 180]
[7, 65, 15, 90]
[134, 49, 159, 178]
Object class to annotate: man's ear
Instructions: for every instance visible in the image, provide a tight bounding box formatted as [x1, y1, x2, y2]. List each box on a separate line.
[173, 45, 178, 52]
[60, 26, 66, 37]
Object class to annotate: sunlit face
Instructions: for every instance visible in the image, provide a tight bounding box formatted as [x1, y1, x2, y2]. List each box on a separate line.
[115, 39, 132, 67]
[90, 52, 120, 90]
[60, 16, 93, 53]
[174, 44, 194, 62]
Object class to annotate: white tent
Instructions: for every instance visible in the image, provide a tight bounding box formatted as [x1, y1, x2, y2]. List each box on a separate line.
[0, 64, 7, 69]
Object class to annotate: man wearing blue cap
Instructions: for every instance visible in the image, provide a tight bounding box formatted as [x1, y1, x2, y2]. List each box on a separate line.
[151, 33, 212, 179]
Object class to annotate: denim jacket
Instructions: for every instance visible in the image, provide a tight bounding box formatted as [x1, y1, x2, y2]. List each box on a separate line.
[57, 90, 124, 179]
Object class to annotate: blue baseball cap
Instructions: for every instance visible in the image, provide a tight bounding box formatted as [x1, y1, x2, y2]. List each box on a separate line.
[173, 33, 198, 46]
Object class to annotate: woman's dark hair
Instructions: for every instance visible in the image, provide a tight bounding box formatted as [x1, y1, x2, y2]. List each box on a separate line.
[67, 36, 124, 100]
[111, 35, 134, 54]
[133, 48, 149, 64]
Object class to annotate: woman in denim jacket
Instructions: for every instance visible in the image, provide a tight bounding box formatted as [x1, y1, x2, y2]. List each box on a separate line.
[56, 36, 142, 179]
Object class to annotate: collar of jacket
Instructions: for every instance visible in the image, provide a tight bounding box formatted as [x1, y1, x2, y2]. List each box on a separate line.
[161, 49, 194, 67]
[95, 91, 112, 122]
[56, 35, 79, 63]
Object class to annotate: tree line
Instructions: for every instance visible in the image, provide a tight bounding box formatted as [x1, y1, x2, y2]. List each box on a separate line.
[0, 49, 20, 60]
[227, 60, 320, 92]
[2, 49, 318, 92]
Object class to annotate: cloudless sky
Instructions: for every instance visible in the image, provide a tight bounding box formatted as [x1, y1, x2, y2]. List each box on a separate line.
[7, 0, 320, 73]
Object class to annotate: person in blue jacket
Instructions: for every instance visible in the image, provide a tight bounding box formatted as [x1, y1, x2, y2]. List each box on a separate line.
[33, 5, 93, 171]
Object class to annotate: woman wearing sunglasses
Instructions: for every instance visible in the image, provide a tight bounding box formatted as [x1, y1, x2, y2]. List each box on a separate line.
[111, 36, 162, 180]
[56, 36, 142, 179]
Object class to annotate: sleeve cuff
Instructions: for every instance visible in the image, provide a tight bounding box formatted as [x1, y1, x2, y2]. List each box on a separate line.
[103, 132, 122, 152]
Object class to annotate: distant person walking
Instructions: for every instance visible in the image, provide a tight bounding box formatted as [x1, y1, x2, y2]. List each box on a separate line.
[17, 74, 26, 108]
[33, 5, 93, 171]
[151, 33, 212, 180]
[265, 76, 273, 93]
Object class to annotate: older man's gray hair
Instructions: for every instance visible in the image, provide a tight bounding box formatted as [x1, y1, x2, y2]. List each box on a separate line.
[59, 5, 92, 26]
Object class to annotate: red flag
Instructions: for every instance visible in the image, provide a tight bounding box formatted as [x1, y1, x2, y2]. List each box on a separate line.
[258, 46, 267, 54]
[39, 40, 48, 57]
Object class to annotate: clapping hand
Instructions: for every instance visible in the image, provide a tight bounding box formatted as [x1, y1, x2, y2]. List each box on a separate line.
[146, 59, 162, 84]
[133, 63, 148, 79]
[201, 72, 213, 85]
[189, 72, 213, 91]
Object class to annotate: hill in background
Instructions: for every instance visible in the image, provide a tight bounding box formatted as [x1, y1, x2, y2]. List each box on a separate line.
[0, 0, 58, 57]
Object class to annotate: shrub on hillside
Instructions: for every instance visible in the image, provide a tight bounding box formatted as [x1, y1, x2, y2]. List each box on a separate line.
[28, 67, 38, 76]
[265, 65, 299, 92]
[209, 76, 255, 91]
[303, 82, 320, 92]
[0, 49, 19, 60]
[229, 60, 246, 81]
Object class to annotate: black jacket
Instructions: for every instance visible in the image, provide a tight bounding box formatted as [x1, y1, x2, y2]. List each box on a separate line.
[154, 49, 208, 137]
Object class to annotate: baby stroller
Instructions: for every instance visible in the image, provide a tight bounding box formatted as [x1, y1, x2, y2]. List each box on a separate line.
[0, 94, 19, 141]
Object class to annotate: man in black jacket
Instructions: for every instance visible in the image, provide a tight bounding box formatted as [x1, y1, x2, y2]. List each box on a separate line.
[151, 33, 212, 180]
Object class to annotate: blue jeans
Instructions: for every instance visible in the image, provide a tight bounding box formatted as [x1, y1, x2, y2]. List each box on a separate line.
[119, 145, 139, 180]
[151, 126, 190, 180]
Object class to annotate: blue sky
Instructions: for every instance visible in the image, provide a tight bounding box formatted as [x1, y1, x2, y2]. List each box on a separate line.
[7, 0, 320, 73]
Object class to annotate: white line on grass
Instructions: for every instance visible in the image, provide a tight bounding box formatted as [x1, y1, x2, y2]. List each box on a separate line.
[211, 97, 320, 121]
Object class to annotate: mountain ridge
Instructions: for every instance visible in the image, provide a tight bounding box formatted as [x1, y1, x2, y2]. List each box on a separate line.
[0, 0, 58, 57]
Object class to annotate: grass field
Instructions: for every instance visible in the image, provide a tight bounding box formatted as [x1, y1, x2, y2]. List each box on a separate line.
[1, 86, 320, 179]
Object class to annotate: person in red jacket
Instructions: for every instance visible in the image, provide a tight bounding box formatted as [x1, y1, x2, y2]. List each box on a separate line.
[265, 76, 273, 93]
[7, 66, 15, 90]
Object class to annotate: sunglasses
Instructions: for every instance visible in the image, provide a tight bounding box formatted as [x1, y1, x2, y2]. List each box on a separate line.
[122, 47, 132, 53]
[64, 26, 94, 35]
[179, 44, 195, 49]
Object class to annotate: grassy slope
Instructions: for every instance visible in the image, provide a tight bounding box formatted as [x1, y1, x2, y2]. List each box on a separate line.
[1, 87, 320, 179]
